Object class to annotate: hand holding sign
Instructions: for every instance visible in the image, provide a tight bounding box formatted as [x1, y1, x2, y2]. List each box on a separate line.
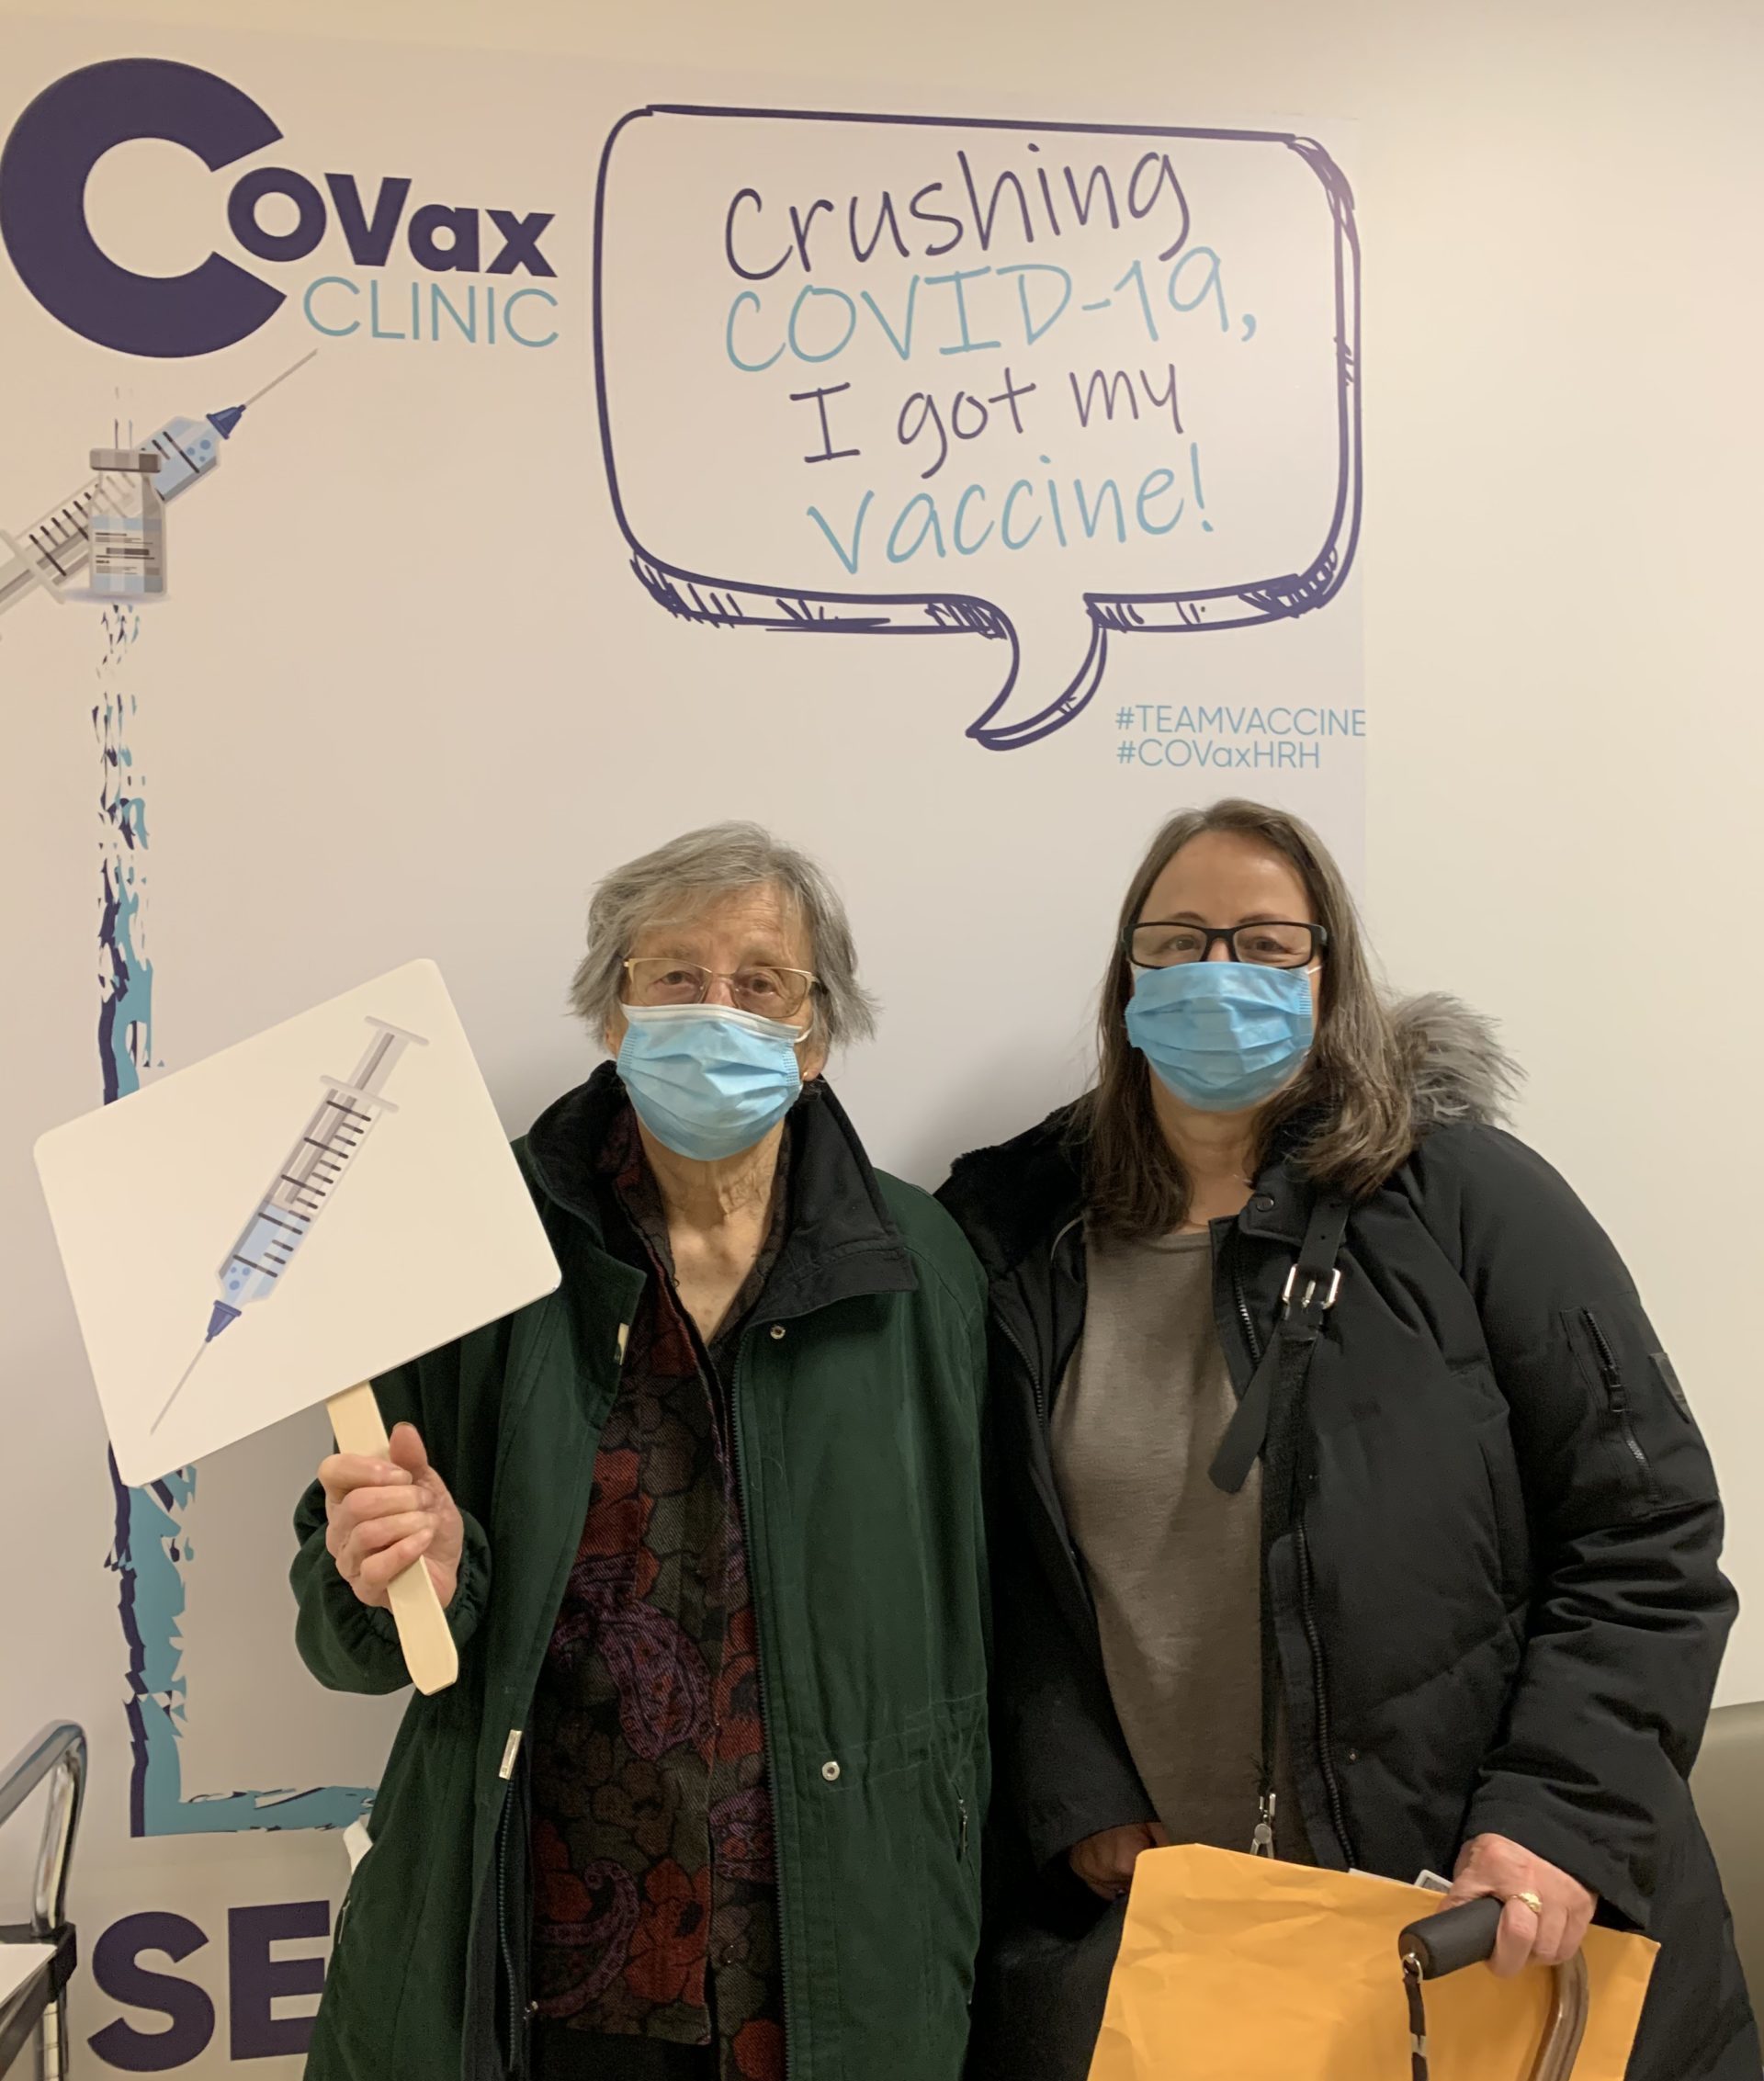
[321, 1419, 466, 1613]
[35, 960, 561, 1695]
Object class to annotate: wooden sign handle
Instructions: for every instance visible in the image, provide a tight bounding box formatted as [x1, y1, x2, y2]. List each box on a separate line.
[325, 1382, 459, 1695]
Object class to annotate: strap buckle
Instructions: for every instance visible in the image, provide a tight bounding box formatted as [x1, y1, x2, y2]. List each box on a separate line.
[1282, 1263, 1341, 1312]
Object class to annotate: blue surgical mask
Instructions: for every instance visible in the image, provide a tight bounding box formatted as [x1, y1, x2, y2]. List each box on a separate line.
[1125, 961, 1317, 1114]
[616, 1002, 806, 1161]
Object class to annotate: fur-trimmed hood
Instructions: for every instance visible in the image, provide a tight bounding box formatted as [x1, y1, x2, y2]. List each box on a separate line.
[1390, 991, 1522, 1132]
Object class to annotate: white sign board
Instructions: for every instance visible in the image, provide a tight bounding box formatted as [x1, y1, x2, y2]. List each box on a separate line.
[36, 958, 562, 1489]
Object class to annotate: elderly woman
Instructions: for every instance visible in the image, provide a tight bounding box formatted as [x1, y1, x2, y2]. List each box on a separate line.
[292, 824, 989, 2081]
[941, 798, 1756, 2081]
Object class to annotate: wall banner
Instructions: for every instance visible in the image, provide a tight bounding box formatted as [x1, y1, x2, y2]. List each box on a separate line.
[0, 19, 1362, 2071]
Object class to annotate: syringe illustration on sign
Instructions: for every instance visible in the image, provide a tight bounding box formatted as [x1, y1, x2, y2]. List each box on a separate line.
[151, 1017, 428, 1435]
[0, 349, 315, 621]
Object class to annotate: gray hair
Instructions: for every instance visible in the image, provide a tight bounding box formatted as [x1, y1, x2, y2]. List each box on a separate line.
[570, 821, 878, 1048]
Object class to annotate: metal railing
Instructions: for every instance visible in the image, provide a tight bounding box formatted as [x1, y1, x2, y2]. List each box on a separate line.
[0, 1724, 86, 2081]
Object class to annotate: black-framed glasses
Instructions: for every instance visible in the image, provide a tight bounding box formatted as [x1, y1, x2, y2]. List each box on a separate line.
[621, 958, 818, 1020]
[1125, 920, 1329, 970]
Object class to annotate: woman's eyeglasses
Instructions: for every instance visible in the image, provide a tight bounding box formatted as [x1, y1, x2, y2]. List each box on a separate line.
[1125, 922, 1329, 970]
[621, 958, 817, 1020]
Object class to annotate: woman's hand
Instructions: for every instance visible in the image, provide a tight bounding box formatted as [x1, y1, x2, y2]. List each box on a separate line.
[1069, 1821, 1170, 1901]
[319, 1422, 464, 1612]
[1446, 1832, 1599, 1976]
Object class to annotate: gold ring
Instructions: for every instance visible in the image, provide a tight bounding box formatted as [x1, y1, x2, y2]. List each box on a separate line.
[1513, 1890, 1544, 1917]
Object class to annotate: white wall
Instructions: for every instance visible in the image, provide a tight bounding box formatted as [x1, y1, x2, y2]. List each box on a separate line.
[1357, 3, 1764, 1702]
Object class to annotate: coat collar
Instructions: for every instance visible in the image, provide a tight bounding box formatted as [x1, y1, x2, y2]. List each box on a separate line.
[939, 1104, 1085, 1279]
[523, 1061, 917, 1320]
[939, 1098, 1314, 1272]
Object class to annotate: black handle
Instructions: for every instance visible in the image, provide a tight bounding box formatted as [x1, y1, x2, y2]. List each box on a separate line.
[1398, 1896, 1504, 1980]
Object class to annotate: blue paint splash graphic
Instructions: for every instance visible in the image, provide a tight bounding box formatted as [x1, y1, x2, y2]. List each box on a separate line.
[96, 608, 152, 1102]
[95, 607, 372, 1834]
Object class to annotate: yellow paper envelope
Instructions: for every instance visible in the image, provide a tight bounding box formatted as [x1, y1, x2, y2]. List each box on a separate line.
[1090, 1844, 1657, 2081]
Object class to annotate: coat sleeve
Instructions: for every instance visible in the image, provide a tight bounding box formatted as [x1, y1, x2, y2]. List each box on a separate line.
[289, 1340, 494, 1696]
[1407, 1125, 1736, 1929]
[983, 1321, 1159, 1871]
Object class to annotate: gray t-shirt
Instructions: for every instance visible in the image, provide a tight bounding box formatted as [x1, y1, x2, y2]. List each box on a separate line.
[1051, 1225, 1309, 1860]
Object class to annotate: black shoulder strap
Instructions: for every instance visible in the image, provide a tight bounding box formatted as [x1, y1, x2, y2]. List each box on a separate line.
[1209, 1188, 1353, 1860]
[1208, 1190, 1351, 1497]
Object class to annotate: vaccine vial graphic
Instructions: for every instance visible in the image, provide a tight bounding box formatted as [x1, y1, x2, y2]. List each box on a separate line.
[86, 447, 167, 598]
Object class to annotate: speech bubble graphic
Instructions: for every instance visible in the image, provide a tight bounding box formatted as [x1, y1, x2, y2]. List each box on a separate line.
[594, 107, 1360, 751]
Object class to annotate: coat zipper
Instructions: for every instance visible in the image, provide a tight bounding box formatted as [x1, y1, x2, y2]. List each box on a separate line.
[490, 1324, 616, 2079]
[489, 1331, 622, 2078]
[1295, 1518, 1354, 1863]
[735, 1328, 794, 2081]
[1000, 1306, 1044, 1428]
[1002, 1236, 1091, 1588]
[1232, 1259, 1258, 1374]
[495, 1787, 523, 2070]
[1584, 1310, 1649, 1480]
[1018, 1218, 1083, 1429]
[1235, 1237, 1355, 1867]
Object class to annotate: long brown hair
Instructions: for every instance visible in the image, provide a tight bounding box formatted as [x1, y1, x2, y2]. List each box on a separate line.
[1075, 798, 1415, 1236]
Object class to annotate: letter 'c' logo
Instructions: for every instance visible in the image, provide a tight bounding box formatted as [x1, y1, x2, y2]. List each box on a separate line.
[1, 56, 285, 356]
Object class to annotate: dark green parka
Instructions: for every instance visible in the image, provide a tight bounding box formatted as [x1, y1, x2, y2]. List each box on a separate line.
[292, 1070, 990, 2081]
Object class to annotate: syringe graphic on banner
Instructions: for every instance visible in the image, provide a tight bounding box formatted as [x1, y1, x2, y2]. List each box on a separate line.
[0, 349, 316, 620]
[151, 1016, 428, 1435]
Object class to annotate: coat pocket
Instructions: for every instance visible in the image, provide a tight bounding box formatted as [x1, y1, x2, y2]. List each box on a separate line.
[1558, 1295, 1727, 1524]
[1563, 1306, 1662, 1510]
[820, 1743, 932, 2074]
[925, 1752, 984, 2035]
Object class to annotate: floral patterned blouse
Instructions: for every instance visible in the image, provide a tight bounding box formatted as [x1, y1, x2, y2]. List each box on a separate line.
[529, 1104, 787, 2081]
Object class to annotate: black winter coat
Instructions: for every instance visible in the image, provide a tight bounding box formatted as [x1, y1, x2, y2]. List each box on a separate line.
[938, 1000, 1757, 2081]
